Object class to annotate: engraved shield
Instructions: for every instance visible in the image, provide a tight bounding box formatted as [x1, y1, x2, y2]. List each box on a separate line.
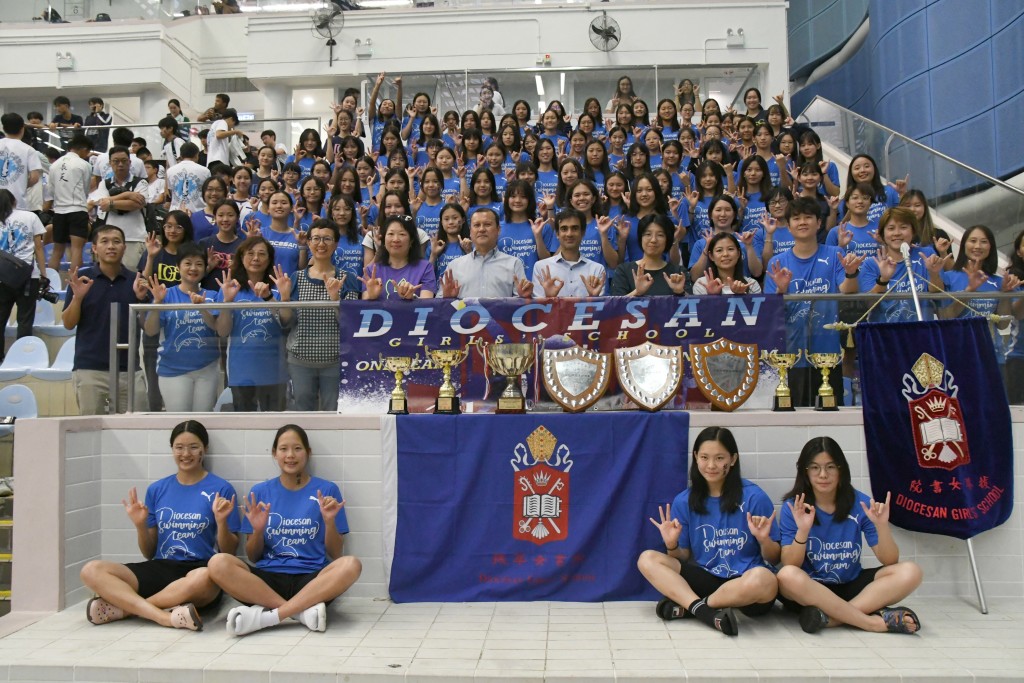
[689, 339, 760, 412]
[614, 343, 683, 411]
[542, 347, 612, 413]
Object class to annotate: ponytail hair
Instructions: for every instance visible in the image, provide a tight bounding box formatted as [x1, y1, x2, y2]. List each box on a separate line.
[0, 189, 15, 224]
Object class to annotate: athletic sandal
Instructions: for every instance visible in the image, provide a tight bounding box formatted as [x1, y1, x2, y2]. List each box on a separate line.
[86, 597, 126, 625]
[655, 597, 690, 621]
[876, 605, 920, 634]
[799, 606, 829, 634]
[169, 603, 202, 631]
[713, 607, 739, 636]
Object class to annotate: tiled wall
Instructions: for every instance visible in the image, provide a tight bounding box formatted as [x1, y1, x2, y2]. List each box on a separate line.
[11, 409, 1024, 614]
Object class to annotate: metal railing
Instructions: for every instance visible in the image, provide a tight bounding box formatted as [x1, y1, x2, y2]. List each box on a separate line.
[797, 96, 1024, 259]
[97, 290, 1022, 415]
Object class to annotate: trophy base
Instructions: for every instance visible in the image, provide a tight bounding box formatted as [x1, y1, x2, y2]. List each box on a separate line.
[435, 396, 461, 415]
[773, 395, 795, 412]
[496, 396, 527, 414]
[814, 394, 838, 412]
[388, 397, 408, 415]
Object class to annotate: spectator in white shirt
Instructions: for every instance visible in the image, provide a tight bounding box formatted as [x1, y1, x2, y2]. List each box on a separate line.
[207, 108, 243, 167]
[91, 127, 144, 191]
[49, 135, 95, 274]
[159, 117, 185, 168]
[166, 142, 211, 213]
[0, 113, 43, 210]
[89, 146, 149, 270]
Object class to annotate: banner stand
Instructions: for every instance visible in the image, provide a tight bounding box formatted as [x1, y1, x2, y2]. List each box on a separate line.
[903, 256, 988, 615]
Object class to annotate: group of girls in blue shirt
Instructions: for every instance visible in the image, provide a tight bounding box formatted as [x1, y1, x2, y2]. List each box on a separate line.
[81, 421, 360, 635]
[639, 427, 922, 636]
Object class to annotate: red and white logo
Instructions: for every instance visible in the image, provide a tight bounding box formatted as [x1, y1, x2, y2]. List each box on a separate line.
[511, 426, 572, 545]
[903, 353, 970, 471]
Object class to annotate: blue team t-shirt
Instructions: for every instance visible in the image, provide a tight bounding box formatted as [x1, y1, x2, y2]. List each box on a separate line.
[156, 286, 222, 377]
[764, 245, 846, 365]
[777, 490, 879, 584]
[670, 479, 776, 578]
[498, 220, 553, 281]
[227, 288, 287, 386]
[242, 476, 349, 574]
[261, 227, 302, 277]
[859, 246, 936, 322]
[145, 472, 240, 562]
[825, 221, 879, 260]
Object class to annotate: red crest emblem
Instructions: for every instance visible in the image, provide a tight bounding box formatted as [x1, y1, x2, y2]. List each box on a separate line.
[511, 426, 571, 545]
[903, 353, 970, 471]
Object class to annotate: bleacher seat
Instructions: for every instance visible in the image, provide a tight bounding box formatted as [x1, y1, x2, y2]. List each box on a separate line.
[0, 337, 50, 382]
[0, 384, 38, 437]
[28, 337, 74, 382]
[32, 300, 74, 338]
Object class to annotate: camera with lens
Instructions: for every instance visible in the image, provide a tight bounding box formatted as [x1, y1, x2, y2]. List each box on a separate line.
[107, 184, 130, 215]
[37, 278, 60, 304]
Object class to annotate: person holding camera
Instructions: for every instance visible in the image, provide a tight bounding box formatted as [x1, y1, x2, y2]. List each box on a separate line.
[0, 189, 47, 364]
[89, 146, 149, 271]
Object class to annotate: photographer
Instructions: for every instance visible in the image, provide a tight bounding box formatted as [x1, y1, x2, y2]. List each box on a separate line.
[89, 146, 149, 270]
[0, 189, 47, 364]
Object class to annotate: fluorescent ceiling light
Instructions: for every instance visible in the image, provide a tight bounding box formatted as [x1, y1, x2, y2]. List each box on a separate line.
[560, 72, 565, 96]
[359, 0, 413, 7]
[535, 75, 545, 97]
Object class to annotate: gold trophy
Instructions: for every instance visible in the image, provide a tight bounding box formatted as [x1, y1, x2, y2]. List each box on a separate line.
[806, 350, 844, 412]
[483, 342, 536, 414]
[426, 345, 469, 415]
[380, 354, 416, 415]
[761, 350, 801, 412]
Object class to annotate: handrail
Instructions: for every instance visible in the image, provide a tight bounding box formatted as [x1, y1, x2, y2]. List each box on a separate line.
[799, 95, 1024, 200]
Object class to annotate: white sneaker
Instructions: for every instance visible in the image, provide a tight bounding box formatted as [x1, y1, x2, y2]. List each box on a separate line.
[226, 605, 265, 636]
[0, 478, 12, 497]
[298, 603, 327, 632]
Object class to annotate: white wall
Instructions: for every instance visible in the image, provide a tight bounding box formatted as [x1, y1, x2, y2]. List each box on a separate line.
[0, 2, 790, 121]
[10, 408, 1024, 615]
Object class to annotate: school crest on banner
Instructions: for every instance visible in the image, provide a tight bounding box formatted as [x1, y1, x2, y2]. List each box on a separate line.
[903, 353, 971, 471]
[511, 426, 571, 545]
[857, 319, 1013, 540]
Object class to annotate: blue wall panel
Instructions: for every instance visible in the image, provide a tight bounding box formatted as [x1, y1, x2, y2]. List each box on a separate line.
[787, 0, 869, 80]
[792, 0, 1024, 180]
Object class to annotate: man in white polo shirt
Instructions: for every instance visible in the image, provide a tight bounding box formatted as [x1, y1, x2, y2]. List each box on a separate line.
[89, 146, 148, 270]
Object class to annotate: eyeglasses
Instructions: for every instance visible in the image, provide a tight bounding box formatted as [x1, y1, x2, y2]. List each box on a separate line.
[769, 198, 789, 206]
[173, 445, 203, 455]
[807, 463, 840, 476]
[309, 236, 335, 244]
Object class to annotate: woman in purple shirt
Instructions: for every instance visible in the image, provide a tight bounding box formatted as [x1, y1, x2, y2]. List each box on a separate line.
[360, 214, 436, 300]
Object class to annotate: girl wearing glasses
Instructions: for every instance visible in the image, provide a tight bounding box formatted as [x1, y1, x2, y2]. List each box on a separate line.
[80, 421, 239, 631]
[776, 436, 923, 634]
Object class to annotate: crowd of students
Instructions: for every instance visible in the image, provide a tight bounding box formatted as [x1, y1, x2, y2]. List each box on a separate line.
[2, 73, 1022, 412]
[79, 420, 921, 638]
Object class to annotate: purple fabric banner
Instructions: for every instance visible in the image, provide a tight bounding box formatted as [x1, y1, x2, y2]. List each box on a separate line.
[338, 295, 785, 413]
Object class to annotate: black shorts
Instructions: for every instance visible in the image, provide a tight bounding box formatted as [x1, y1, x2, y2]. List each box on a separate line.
[248, 566, 325, 603]
[678, 561, 776, 617]
[125, 558, 211, 599]
[52, 212, 90, 243]
[779, 566, 881, 612]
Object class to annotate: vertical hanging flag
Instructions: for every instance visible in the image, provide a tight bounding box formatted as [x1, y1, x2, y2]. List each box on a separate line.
[856, 318, 1013, 540]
